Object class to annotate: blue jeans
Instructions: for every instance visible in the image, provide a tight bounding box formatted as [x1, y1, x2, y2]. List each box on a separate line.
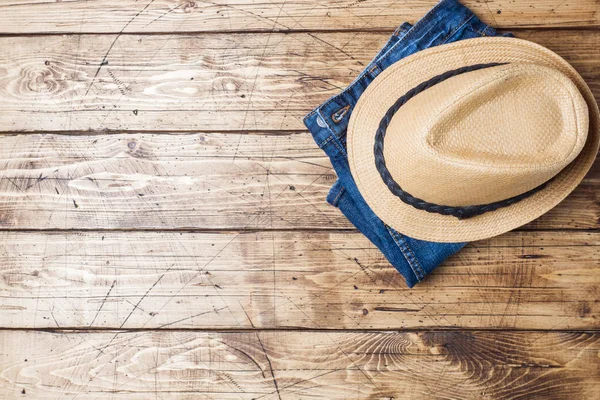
[304, 0, 510, 287]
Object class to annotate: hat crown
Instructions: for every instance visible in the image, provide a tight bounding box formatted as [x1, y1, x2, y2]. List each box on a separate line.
[348, 37, 599, 242]
[385, 63, 589, 207]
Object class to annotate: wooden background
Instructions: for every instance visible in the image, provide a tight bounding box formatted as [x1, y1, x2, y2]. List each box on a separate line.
[0, 1, 599, 398]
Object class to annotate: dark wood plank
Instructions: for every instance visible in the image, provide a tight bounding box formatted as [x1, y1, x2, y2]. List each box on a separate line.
[0, 0, 598, 34]
[1, 230, 598, 330]
[0, 330, 599, 399]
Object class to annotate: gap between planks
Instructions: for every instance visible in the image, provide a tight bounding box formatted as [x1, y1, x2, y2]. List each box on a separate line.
[1, 327, 600, 333]
[0, 26, 599, 38]
[0, 227, 598, 233]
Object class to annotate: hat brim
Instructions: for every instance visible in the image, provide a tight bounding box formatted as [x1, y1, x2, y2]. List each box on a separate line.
[348, 37, 599, 242]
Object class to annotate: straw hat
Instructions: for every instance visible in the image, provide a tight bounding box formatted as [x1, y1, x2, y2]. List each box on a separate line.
[348, 37, 599, 242]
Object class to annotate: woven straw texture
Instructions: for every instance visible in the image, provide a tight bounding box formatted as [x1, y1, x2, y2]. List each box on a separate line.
[348, 37, 599, 242]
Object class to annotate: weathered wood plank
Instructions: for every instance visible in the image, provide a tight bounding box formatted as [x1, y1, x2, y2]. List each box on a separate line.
[1, 330, 599, 399]
[0, 133, 597, 230]
[0, 0, 598, 34]
[0, 132, 341, 230]
[1, 230, 598, 330]
[0, 30, 597, 131]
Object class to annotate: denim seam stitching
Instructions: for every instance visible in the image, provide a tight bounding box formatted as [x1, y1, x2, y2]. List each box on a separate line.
[387, 227, 422, 281]
[396, 234, 426, 280]
[319, 131, 346, 155]
[316, 106, 348, 154]
[331, 186, 345, 206]
[330, 135, 346, 155]
[393, 22, 411, 36]
[385, 225, 422, 282]
[373, 21, 422, 67]
[316, 109, 339, 138]
[466, 24, 487, 37]
[441, 14, 475, 44]
[369, 65, 381, 76]
[317, 135, 335, 149]
[309, 88, 353, 122]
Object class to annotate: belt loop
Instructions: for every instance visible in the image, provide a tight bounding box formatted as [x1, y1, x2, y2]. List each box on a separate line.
[393, 22, 413, 37]
[368, 64, 382, 79]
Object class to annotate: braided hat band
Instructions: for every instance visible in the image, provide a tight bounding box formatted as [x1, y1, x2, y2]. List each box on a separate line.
[348, 37, 598, 242]
[373, 62, 550, 220]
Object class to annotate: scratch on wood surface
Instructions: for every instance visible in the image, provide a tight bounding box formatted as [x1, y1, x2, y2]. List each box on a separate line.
[156, 307, 228, 329]
[308, 33, 363, 64]
[235, 0, 292, 160]
[0, 2, 599, 399]
[82, 0, 156, 99]
[256, 333, 282, 400]
[481, 0, 500, 27]
[1, 1, 599, 35]
[119, 263, 175, 329]
[89, 279, 117, 327]
[240, 302, 256, 328]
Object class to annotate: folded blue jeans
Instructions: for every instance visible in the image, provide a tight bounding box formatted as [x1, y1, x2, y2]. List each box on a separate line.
[304, 0, 511, 287]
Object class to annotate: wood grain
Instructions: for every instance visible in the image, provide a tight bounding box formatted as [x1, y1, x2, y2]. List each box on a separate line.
[0, 0, 598, 34]
[1, 230, 598, 330]
[0, 133, 597, 230]
[0, 30, 598, 132]
[1, 330, 599, 399]
[1, 1, 599, 399]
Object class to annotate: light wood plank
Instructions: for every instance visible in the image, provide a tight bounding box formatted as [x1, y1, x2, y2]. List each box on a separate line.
[0, 132, 340, 229]
[0, 133, 597, 230]
[0, 0, 598, 34]
[1, 330, 599, 399]
[1, 230, 599, 330]
[0, 30, 598, 131]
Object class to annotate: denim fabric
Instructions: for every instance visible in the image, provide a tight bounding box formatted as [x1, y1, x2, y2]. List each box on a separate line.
[304, 0, 511, 287]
